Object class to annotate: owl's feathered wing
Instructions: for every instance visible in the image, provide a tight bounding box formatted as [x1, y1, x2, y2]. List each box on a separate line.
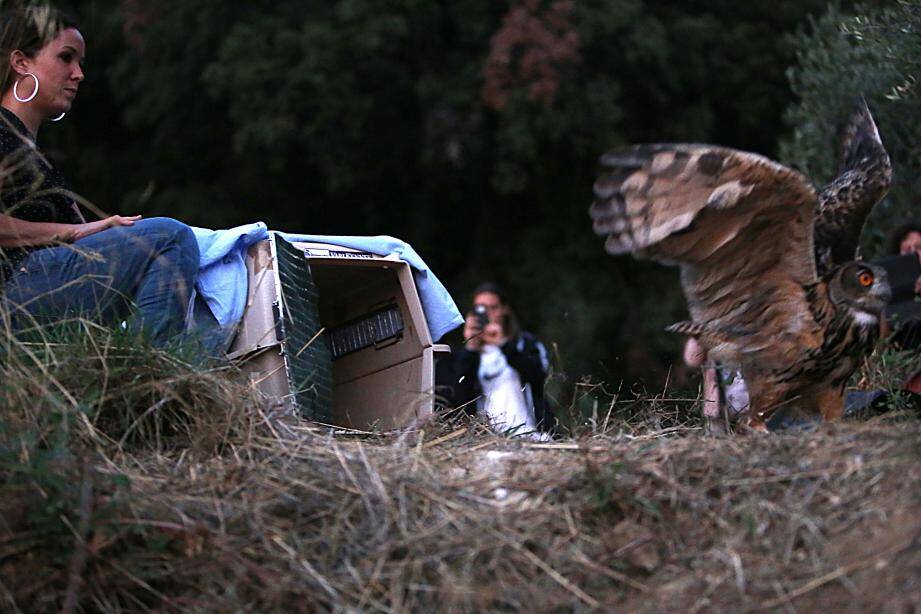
[590, 144, 822, 368]
[814, 97, 892, 275]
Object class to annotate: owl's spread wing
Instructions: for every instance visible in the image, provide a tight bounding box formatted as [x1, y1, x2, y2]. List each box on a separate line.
[815, 97, 892, 274]
[590, 144, 821, 364]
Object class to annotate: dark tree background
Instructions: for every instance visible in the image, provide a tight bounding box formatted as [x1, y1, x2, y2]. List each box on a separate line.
[39, 0, 913, 402]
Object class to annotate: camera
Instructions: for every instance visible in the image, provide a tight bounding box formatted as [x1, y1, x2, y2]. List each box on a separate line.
[473, 304, 489, 329]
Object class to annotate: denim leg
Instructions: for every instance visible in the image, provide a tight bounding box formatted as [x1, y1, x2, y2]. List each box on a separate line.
[3, 217, 200, 345]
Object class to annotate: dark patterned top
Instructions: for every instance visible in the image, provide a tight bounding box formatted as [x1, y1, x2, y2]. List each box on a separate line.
[0, 106, 82, 281]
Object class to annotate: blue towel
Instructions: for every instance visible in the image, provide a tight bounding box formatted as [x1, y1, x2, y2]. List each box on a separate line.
[191, 223, 463, 341]
[192, 222, 270, 328]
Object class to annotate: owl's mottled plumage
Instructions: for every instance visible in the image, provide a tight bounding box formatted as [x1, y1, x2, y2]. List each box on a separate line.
[814, 97, 892, 275]
[590, 141, 891, 429]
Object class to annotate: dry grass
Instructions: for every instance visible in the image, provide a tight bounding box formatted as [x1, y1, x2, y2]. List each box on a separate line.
[1, 322, 919, 612]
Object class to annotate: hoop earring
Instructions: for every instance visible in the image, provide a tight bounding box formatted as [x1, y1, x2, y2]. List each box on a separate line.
[50, 112, 65, 122]
[13, 72, 38, 103]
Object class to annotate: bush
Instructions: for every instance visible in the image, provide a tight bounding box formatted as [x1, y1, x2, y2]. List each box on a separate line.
[782, 0, 921, 256]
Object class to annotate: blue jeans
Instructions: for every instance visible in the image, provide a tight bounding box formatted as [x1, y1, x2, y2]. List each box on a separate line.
[2, 217, 199, 346]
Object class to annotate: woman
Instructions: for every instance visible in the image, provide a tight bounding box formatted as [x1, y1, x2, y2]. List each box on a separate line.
[437, 282, 553, 437]
[0, 6, 198, 345]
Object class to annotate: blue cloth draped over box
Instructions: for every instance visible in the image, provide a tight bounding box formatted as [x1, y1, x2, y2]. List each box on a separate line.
[190, 222, 463, 341]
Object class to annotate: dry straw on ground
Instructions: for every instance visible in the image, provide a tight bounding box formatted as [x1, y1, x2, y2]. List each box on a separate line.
[1, 323, 919, 612]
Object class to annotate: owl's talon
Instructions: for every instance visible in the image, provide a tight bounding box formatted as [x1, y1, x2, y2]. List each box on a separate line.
[740, 417, 771, 435]
[704, 415, 729, 436]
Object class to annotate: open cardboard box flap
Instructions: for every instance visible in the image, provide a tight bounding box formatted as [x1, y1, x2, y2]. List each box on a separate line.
[229, 236, 450, 430]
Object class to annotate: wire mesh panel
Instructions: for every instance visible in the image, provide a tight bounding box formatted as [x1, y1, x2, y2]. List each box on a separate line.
[274, 235, 333, 421]
[326, 305, 404, 359]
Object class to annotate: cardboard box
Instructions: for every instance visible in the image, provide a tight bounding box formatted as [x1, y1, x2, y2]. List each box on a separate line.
[227, 235, 450, 430]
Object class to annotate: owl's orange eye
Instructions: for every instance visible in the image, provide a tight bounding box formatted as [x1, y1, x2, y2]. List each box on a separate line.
[858, 270, 874, 287]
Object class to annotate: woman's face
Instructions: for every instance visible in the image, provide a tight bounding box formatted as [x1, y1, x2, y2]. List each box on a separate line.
[472, 291, 508, 325]
[900, 231, 921, 256]
[18, 27, 85, 116]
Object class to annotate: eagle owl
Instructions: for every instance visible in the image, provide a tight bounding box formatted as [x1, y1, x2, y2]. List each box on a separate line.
[589, 102, 892, 430]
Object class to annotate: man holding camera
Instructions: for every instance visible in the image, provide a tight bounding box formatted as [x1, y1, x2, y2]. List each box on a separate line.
[437, 282, 553, 436]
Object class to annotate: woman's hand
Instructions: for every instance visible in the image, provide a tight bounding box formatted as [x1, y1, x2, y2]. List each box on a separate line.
[69, 214, 142, 242]
[0, 213, 143, 248]
[480, 322, 507, 347]
[464, 313, 484, 350]
[463, 316, 506, 350]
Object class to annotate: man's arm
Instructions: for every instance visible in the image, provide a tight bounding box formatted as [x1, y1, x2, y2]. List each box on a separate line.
[0, 212, 142, 247]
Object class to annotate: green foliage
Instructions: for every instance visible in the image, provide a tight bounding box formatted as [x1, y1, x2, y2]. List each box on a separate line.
[782, 0, 921, 257]
[854, 341, 921, 416]
[0, 408, 133, 588]
[0, 320, 258, 455]
[0, 319, 268, 610]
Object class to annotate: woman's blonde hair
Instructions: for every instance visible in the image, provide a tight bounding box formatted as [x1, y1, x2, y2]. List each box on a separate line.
[0, 3, 78, 97]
